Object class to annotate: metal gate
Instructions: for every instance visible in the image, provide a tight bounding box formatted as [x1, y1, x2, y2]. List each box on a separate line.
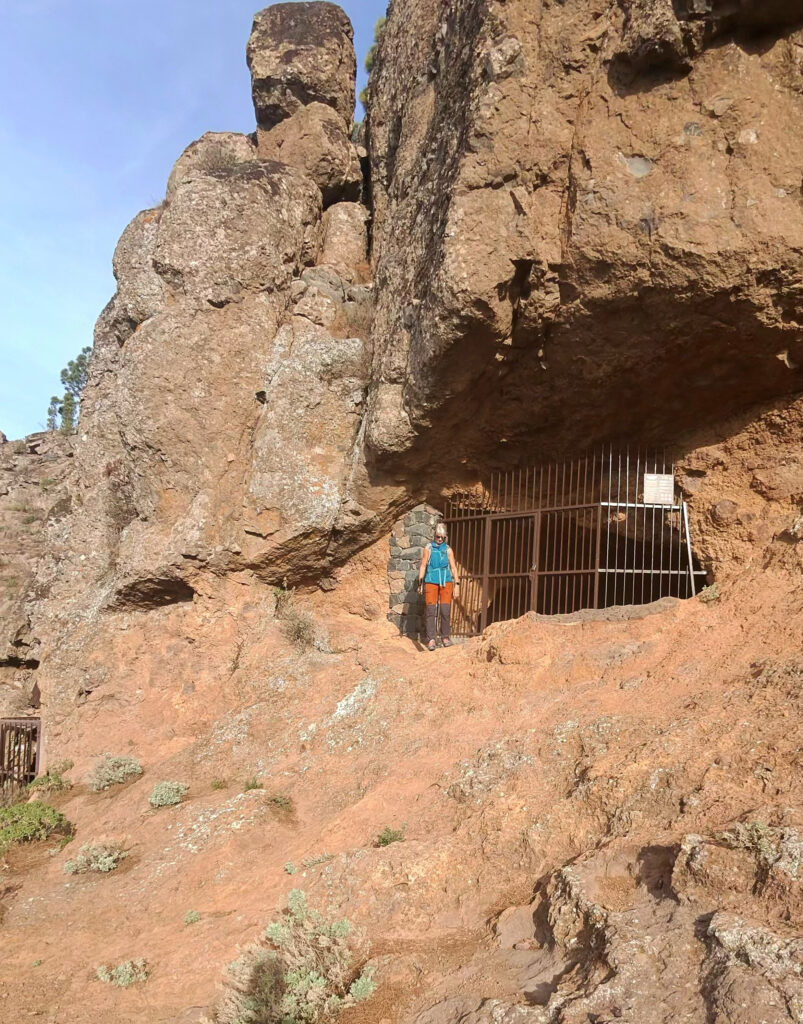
[445, 451, 706, 637]
[0, 718, 41, 790]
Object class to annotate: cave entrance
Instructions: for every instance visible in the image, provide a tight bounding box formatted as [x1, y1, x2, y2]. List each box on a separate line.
[0, 717, 41, 791]
[444, 452, 707, 637]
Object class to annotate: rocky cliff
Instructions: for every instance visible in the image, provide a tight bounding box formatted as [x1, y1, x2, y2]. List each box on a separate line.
[0, 3, 801, 1024]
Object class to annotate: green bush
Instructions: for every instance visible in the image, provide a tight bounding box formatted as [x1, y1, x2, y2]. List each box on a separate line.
[267, 793, 294, 814]
[0, 801, 72, 853]
[217, 889, 374, 1024]
[185, 910, 202, 925]
[211, 779, 228, 790]
[29, 759, 74, 795]
[374, 825, 405, 847]
[88, 754, 143, 792]
[244, 777, 263, 792]
[149, 781, 188, 807]
[64, 842, 128, 875]
[96, 959, 148, 987]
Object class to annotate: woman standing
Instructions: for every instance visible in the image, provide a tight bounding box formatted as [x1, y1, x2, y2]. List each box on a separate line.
[417, 523, 460, 651]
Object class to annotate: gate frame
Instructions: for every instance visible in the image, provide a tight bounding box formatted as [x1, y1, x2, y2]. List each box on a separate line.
[445, 451, 705, 637]
[0, 717, 41, 790]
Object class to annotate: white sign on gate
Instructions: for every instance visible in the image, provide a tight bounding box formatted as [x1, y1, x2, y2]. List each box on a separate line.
[643, 472, 675, 505]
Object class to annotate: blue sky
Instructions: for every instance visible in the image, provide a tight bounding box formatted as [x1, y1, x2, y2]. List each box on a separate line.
[0, 0, 385, 440]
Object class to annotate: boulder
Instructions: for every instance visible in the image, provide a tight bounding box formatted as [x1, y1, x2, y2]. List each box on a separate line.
[246, 2, 356, 131]
[318, 202, 369, 281]
[256, 102, 362, 206]
[166, 131, 257, 195]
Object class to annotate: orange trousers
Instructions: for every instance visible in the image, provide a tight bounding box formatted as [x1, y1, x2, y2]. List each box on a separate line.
[424, 581, 453, 642]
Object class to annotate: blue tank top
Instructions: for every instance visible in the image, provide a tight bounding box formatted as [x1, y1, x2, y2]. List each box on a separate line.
[424, 542, 452, 585]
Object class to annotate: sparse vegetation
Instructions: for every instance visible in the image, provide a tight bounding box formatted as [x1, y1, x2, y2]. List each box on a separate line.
[267, 793, 294, 815]
[0, 801, 72, 854]
[715, 821, 779, 868]
[216, 889, 374, 1024]
[64, 842, 128, 875]
[374, 824, 406, 847]
[185, 910, 202, 925]
[211, 779, 228, 790]
[302, 853, 334, 869]
[29, 760, 73, 795]
[274, 586, 317, 651]
[96, 959, 149, 987]
[88, 753, 143, 792]
[284, 862, 298, 874]
[244, 777, 264, 792]
[149, 781, 188, 807]
[698, 583, 720, 604]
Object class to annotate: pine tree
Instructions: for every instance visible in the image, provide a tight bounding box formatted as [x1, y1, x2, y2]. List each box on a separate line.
[60, 346, 91, 400]
[46, 397, 61, 432]
[45, 345, 92, 432]
[59, 393, 77, 433]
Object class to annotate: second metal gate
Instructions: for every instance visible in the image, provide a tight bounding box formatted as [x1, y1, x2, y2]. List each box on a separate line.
[445, 451, 706, 637]
[0, 718, 41, 790]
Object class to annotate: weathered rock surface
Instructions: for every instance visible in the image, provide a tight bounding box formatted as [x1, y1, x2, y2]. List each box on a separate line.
[256, 101, 362, 205]
[0, 432, 72, 712]
[247, 1, 356, 130]
[364, 0, 803, 474]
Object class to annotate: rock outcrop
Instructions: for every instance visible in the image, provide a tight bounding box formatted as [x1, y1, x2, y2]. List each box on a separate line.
[0, 431, 72, 713]
[47, 1, 377, 627]
[364, 0, 803, 475]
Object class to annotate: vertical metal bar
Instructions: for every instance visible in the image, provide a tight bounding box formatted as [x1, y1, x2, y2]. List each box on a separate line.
[682, 501, 696, 597]
[532, 512, 541, 612]
[480, 515, 491, 632]
[593, 505, 602, 608]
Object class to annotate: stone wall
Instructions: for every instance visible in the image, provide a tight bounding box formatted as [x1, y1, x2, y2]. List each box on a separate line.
[387, 504, 442, 638]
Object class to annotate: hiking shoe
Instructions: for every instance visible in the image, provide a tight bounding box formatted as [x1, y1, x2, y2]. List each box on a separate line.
[442, 638, 452, 648]
[427, 640, 437, 651]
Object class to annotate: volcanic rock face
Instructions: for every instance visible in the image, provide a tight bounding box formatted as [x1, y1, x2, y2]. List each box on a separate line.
[52, 1, 375, 621]
[0, 432, 72, 713]
[364, 0, 803, 471]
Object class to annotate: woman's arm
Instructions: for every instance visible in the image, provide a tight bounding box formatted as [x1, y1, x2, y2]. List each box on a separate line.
[417, 545, 430, 590]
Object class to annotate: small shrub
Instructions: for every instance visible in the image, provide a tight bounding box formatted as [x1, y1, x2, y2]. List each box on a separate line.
[302, 853, 334, 869]
[96, 959, 148, 987]
[29, 759, 74, 795]
[716, 821, 779, 867]
[244, 777, 263, 792]
[698, 583, 720, 604]
[267, 793, 295, 819]
[274, 586, 317, 651]
[211, 779, 228, 790]
[185, 910, 202, 925]
[284, 862, 298, 874]
[149, 781, 188, 808]
[89, 754, 143, 792]
[374, 825, 405, 848]
[64, 842, 128, 875]
[0, 801, 72, 853]
[216, 889, 374, 1024]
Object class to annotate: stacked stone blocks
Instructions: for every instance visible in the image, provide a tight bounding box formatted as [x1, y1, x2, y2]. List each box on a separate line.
[387, 504, 442, 637]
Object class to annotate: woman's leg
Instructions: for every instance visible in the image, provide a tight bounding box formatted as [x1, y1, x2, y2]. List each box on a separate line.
[424, 584, 439, 644]
[439, 582, 454, 640]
